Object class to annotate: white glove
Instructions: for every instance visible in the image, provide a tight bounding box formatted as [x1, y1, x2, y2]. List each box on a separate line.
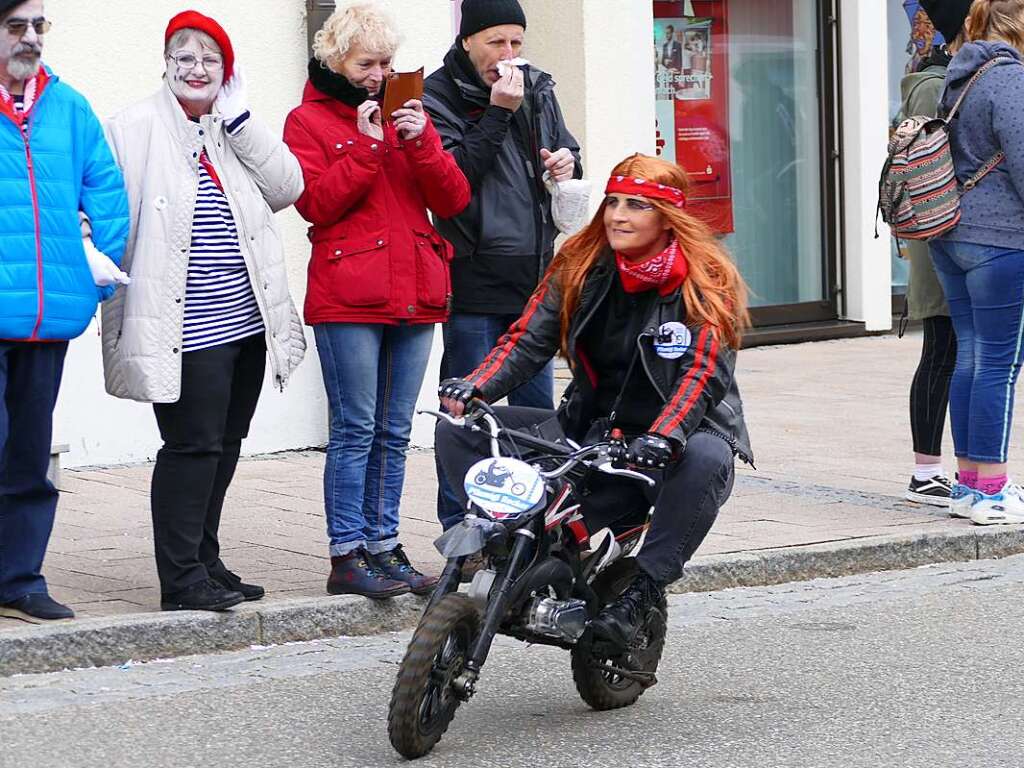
[84, 238, 130, 287]
[544, 172, 592, 236]
[215, 63, 248, 122]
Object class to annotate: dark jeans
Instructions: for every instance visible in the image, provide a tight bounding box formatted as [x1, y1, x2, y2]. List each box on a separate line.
[910, 315, 956, 457]
[436, 313, 555, 528]
[931, 241, 1024, 462]
[434, 406, 735, 585]
[151, 335, 265, 595]
[0, 341, 67, 603]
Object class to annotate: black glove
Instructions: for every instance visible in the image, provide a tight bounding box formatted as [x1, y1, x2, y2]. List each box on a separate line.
[438, 378, 480, 408]
[625, 433, 675, 469]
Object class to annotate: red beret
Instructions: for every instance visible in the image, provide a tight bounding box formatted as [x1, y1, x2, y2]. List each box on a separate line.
[165, 10, 234, 82]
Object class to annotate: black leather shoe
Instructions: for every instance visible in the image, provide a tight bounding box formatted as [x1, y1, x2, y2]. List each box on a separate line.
[0, 593, 75, 623]
[211, 569, 265, 601]
[161, 579, 245, 612]
[588, 571, 664, 653]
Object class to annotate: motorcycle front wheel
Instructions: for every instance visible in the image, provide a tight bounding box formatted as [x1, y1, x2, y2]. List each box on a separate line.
[388, 593, 479, 759]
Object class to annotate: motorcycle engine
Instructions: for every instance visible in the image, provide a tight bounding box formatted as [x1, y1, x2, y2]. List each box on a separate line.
[525, 596, 588, 642]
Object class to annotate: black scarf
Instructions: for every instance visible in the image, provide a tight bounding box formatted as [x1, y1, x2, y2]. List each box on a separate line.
[921, 46, 953, 72]
[307, 57, 372, 107]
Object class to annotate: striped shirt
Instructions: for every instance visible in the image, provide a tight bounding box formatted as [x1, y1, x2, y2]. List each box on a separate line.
[182, 159, 264, 352]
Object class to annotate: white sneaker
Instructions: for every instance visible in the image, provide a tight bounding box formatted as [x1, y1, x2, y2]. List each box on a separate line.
[969, 480, 1024, 525]
[949, 482, 980, 518]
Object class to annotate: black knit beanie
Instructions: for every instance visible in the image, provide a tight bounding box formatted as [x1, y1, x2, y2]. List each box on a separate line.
[0, 0, 28, 19]
[459, 0, 527, 38]
[919, 0, 973, 44]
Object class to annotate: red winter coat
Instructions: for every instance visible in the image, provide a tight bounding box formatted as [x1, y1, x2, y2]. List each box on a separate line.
[284, 77, 471, 325]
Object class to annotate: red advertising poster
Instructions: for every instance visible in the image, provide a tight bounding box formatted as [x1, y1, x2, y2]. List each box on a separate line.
[653, 0, 733, 233]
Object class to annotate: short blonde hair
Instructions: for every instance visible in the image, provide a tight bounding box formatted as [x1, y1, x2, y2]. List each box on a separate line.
[965, 0, 1024, 52]
[165, 28, 220, 57]
[312, 1, 400, 69]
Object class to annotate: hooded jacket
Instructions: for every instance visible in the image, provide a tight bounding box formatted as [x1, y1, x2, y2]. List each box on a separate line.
[424, 45, 582, 315]
[938, 41, 1024, 250]
[464, 252, 753, 465]
[0, 66, 129, 341]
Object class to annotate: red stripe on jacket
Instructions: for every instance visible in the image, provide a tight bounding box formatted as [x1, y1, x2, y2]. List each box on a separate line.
[652, 326, 718, 435]
[468, 280, 551, 391]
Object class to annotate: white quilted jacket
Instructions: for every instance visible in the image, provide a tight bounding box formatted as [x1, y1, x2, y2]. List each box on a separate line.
[101, 84, 306, 403]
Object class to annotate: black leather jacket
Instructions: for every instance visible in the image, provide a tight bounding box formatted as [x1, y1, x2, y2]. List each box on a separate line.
[466, 253, 754, 465]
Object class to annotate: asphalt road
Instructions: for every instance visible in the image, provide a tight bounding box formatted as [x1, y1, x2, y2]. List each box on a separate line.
[3, 557, 1024, 768]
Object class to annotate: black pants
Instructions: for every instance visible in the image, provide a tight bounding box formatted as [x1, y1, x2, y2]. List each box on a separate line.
[435, 406, 735, 585]
[910, 316, 956, 456]
[151, 335, 265, 595]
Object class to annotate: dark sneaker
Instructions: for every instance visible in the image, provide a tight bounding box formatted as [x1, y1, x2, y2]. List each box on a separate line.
[588, 570, 664, 653]
[327, 548, 410, 599]
[161, 579, 245, 612]
[906, 474, 953, 507]
[0, 593, 75, 624]
[369, 545, 439, 596]
[211, 569, 265, 601]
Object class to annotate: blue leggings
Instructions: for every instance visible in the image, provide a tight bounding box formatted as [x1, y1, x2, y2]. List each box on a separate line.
[930, 241, 1024, 463]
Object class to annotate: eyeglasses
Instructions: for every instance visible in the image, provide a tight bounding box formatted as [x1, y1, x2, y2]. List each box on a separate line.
[166, 53, 224, 72]
[4, 17, 51, 37]
[604, 196, 656, 212]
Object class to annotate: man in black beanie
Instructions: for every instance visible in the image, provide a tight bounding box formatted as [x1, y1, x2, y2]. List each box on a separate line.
[919, 0, 973, 45]
[425, 0, 582, 531]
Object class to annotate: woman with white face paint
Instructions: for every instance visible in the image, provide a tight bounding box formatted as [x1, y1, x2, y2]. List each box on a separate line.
[101, 11, 306, 613]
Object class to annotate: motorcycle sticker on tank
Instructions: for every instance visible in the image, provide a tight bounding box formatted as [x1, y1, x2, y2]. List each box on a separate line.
[464, 457, 545, 519]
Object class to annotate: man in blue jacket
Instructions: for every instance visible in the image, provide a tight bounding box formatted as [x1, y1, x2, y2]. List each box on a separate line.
[0, 0, 129, 623]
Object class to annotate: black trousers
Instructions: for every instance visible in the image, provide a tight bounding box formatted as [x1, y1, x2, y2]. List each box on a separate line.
[910, 316, 956, 457]
[435, 406, 735, 585]
[151, 335, 265, 594]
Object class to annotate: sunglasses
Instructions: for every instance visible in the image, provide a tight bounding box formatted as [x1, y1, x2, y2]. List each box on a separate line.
[4, 17, 51, 37]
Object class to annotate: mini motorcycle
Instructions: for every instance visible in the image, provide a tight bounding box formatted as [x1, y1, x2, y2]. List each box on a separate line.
[387, 402, 667, 759]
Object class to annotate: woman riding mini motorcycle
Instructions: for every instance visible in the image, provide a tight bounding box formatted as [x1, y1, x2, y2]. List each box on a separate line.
[437, 152, 754, 652]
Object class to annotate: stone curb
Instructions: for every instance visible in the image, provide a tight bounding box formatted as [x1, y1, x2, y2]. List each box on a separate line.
[2, 525, 1022, 678]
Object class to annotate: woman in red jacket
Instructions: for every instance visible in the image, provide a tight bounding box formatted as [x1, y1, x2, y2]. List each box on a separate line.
[284, 2, 470, 599]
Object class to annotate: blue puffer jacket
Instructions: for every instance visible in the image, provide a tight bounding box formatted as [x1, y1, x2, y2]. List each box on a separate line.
[0, 66, 129, 341]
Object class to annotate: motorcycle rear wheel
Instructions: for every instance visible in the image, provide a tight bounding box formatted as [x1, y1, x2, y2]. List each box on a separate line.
[570, 596, 667, 711]
[388, 593, 479, 759]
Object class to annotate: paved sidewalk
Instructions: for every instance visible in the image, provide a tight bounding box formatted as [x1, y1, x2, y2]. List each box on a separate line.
[6, 332, 1018, 632]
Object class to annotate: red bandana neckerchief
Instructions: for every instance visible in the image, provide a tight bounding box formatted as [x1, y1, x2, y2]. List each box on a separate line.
[616, 238, 689, 296]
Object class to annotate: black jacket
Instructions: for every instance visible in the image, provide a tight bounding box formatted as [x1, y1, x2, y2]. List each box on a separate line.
[465, 252, 754, 465]
[423, 45, 582, 315]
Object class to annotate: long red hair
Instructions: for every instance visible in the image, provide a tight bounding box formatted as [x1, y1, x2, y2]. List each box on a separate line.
[550, 153, 750, 356]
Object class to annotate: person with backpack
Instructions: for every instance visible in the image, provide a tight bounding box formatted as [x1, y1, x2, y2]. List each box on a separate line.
[899, 0, 970, 507]
[929, 0, 1024, 525]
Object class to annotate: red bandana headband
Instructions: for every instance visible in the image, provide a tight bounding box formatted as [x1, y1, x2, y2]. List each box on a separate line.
[605, 175, 687, 209]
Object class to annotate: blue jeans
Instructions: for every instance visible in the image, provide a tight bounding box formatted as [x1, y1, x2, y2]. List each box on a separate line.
[931, 241, 1024, 463]
[0, 341, 67, 603]
[435, 312, 555, 529]
[314, 323, 433, 557]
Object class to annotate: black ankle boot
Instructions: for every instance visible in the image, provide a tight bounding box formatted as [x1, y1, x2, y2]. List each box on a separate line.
[588, 570, 664, 652]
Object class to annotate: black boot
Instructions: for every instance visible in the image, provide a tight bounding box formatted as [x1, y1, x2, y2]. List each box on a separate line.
[211, 569, 265, 601]
[588, 570, 664, 652]
[161, 579, 245, 612]
[368, 545, 439, 596]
